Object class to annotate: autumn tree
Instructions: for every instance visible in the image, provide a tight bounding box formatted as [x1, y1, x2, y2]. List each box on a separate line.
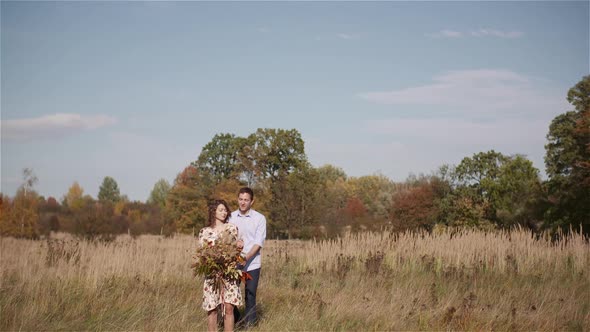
[0, 168, 40, 238]
[72, 197, 126, 241]
[212, 178, 242, 208]
[389, 172, 455, 232]
[38, 196, 61, 235]
[166, 165, 212, 233]
[268, 163, 321, 238]
[349, 174, 396, 221]
[343, 197, 367, 220]
[64, 181, 85, 210]
[390, 181, 438, 232]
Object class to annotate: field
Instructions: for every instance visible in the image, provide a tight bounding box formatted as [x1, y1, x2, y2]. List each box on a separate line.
[1, 229, 589, 331]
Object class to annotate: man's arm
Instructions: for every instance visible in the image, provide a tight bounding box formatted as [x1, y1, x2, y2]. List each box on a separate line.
[246, 216, 266, 262]
[244, 245, 261, 262]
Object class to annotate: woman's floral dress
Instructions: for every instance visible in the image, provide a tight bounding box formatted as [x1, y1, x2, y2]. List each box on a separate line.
[197, 224, 243, 311]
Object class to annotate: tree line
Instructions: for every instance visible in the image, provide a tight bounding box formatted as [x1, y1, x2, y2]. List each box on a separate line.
[1, 76, 588, 240]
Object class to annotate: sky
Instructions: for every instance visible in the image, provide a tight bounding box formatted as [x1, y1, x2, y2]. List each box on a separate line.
[1, 1, 589, 202]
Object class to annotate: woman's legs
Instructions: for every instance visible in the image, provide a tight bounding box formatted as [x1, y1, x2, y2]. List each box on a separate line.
[223, 303, 235, 332]
[207, 309, 218, 332]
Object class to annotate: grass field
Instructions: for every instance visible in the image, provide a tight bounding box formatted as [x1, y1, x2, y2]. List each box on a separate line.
[1, 228, 588, 331]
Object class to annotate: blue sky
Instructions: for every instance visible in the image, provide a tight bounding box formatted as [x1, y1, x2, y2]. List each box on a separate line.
[1, 1, 588, 201]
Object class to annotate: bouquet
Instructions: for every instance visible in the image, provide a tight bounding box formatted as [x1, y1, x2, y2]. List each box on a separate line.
[191, 228, 249, 293]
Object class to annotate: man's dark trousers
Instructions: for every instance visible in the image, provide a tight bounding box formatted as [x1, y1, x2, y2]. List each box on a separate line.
[243, 268, 260, 326]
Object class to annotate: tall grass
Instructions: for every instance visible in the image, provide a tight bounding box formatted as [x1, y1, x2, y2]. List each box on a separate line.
[1, 228, 588, 331]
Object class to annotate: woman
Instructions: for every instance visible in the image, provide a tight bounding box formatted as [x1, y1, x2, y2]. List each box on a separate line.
[197, 199, 244, 332]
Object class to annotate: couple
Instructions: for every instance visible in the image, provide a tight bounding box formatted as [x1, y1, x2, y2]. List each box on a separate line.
[197, 187, 266, 332]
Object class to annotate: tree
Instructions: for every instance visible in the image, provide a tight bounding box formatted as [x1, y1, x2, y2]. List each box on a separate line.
[495, 155, 543, 227]
[349, 174, 395, 220]
[22, 168, 38, 196]
[317, 164, 347, 183]
[72, 197, 126, 241]
[453, 151, 542, 227]
[148, 178, 171, 208]
[544, 76, 590, 233]
[268, 163, 321, 238]
[166, 165, 212, 233]
[390, 182, 438, 232]
[195, 129, 308, 187]
[315, 167, 353, 236]
[98, 176, 121, 203]
[196, 133, 242, 183]
[0, 169, 40, 238]
[64, 181, 85, 210]
[38, 196, 61, 234]
[343, 197, 367, 220]
[248, 128, 307, 182]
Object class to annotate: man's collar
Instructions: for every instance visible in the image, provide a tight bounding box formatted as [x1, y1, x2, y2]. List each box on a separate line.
[238, 210, 252, 217]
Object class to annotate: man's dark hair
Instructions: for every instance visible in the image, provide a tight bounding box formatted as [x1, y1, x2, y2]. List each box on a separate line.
[238, 187, 254, 200]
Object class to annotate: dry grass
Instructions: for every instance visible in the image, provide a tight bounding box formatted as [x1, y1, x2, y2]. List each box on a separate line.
[1, 229, 588, 331]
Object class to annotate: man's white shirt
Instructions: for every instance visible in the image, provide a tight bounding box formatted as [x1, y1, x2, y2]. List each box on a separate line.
[230, 209, 266, 272]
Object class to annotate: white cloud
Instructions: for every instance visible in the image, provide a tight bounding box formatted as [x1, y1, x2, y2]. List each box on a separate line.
[470, 29, 524, 38]
[425, 30, 463, 38]
[365, 117, 547, 148]
[427, 28, 524, 39]
[307, 116, 552, 182]
[358, 69, 566, 117]
[1, 113, 117, 142]
[257, 27, 269, 33]
[337, 33, 359, 40]
[354, 69, 571, 178]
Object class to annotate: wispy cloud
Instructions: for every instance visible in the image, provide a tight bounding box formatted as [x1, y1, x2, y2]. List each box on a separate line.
[256, 26, 270, 33]
[365, 117, 547, 147]
[337, 33, 359, 40]
[470, 29, 524, 38]
[358, 69, 564, 117]
[2, 113, 117, 142]
[427, 28, 524, 39]
[425, 29, 463, 38]
[357, 69, 569, 178]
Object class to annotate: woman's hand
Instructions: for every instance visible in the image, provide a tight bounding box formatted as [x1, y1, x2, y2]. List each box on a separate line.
[237, 239, 244, 250]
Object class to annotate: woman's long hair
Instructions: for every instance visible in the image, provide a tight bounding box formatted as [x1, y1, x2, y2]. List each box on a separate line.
[207, 199, 231, 226]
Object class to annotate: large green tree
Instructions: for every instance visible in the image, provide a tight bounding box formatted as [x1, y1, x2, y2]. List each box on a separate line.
[195, 128, 307, 186]
[452, 151, 542, 227]
[248, 128, 307, 182]
[544, 76, 590, 233]
[196, 133, 243, 183]
[148, 178, 171, 208]
[98, 176, 121, 203]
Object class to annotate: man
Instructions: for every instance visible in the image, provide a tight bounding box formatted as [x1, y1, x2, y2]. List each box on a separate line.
[230, 187, 266, 327]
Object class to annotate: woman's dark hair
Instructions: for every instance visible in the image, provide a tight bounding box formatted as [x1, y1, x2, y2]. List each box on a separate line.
[208, 199, 231, 226]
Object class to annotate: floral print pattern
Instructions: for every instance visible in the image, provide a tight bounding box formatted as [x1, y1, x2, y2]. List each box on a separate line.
[198, 224, 243, 311]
